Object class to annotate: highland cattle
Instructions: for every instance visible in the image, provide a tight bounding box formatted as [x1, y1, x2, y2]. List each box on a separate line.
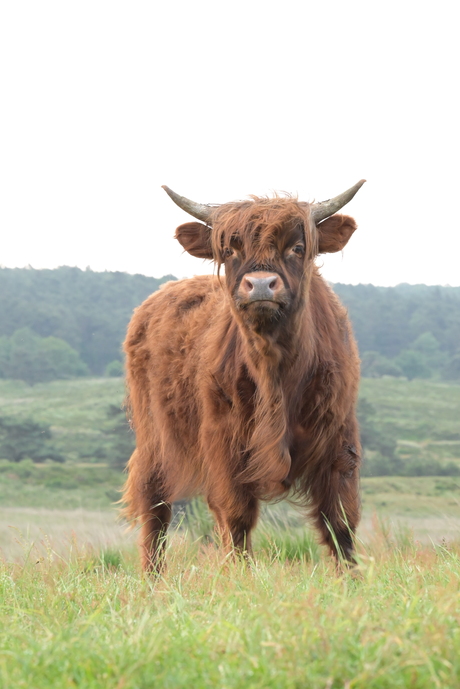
[123, 180, 365, 571]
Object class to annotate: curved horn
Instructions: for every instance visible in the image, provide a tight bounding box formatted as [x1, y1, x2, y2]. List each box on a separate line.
[311, 179, 366, 223]
[162, 185, 216, 224]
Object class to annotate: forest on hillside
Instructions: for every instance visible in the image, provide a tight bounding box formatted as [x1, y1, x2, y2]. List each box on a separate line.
[0, 267, 173, 380]
[0, 266, 459, 384]
[334, 283, 460, 381]
[0, 267, 459, 477]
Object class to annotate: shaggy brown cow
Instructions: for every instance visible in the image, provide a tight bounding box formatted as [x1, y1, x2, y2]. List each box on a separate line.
[123, 180, 365, 571]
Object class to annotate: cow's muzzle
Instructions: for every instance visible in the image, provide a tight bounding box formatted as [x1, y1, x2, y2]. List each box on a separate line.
[238, 272, 285, 305]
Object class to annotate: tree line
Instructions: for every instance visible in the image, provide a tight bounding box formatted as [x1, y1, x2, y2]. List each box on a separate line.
[0, 267, 173, 383]
[0, 267, 459, 384]
[335, 283, 460, 380]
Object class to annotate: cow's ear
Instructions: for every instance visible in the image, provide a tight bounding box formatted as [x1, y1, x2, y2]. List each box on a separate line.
[316, 214, 357, 254]
[175, 222, 214, 260]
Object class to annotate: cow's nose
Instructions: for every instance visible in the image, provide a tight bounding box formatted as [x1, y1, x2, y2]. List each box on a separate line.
[239, 273, 284, 302]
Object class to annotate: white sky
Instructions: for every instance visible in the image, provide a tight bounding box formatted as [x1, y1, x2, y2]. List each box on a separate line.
[1, 1, 459, 286]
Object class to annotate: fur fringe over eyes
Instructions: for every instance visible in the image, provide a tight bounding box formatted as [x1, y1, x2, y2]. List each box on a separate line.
[210, 196, 317, 269]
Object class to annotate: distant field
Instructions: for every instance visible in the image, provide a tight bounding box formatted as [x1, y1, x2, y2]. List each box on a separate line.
[1, 377, 460, 562]
[2, 470, 460, 562]
[0, 377, 124, 428]
[359, 378, 460, 441]
[1, 376, 459, 463]
[0, 377, 125, 461]
[360, 377, 460, 465]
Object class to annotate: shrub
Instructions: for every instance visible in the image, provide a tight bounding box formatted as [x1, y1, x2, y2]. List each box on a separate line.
[395, 349, 431, 381]
[0, 416, 64, 463]
[105, 360, 124, 377]
[361, 351, 403, 378]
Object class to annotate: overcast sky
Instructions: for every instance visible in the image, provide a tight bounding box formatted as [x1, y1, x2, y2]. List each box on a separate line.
[1, 1, 459, 286]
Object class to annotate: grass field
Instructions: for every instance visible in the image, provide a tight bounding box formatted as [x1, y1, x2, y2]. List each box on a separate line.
[1, 532, 460, 688]
[0, 377, 125, 462]
[360, 378, 460, 466]
[1, 377, 460, 686]
[1, 377, 460, 560]
[2, 478, 460, 563]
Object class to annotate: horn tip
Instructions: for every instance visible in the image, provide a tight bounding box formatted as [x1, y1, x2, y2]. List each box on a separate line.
[161, 185, 176, 200]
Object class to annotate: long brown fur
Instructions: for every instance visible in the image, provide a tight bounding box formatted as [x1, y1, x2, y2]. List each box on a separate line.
[122, 196, 361, 571]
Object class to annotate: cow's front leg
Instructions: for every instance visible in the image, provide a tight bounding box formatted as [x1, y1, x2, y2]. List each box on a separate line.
[309, 445, 361, 564]
[135, 474, 172, 573]
[207, 488, 259, 558]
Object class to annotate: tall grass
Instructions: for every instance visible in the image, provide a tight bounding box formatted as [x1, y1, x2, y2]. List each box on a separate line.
[1, 525, 460, 688]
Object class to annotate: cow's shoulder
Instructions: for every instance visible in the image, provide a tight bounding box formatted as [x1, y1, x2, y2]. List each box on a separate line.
[134, 274, 223, 316]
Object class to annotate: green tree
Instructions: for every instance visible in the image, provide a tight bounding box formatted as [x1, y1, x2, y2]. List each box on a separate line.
[105, 360, 124, 377]
[395, 349, 431, 381]
[36, 336, 89, 382]
[411, 332, 447, 372]
[361, 351, 402, 378]
[7, 328, 40, 384]
[0, 328, 88, 384]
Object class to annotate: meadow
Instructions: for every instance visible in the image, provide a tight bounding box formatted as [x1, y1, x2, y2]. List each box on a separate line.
[1, 377, 460, 687]
[1, 376, 460, 551]
[1, 531, 460, 688]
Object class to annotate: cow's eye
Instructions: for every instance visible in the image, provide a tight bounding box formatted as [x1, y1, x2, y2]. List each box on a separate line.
[292, 244, 305, 257]
[223, 247, 234, 258]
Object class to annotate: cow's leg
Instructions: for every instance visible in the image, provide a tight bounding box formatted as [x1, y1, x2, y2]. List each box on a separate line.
[123, 451, 171, 573]
[207, 490, 259, 558]
[227, 497, 259, 557]
[137, 481, 172, 573]
[309, 447, 361, 564]
[207, 499, 231, 550]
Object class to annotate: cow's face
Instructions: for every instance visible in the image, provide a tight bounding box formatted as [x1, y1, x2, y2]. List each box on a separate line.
[175, 199, 357, 332]
[220, 214, 310, 331]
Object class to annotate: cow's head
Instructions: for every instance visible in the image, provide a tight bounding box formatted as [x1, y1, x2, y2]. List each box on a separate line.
[164, 181, 364, 333]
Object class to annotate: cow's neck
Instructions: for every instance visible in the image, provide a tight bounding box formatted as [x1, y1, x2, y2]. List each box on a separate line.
[238, 299, 314, 383]
[232, 300, 315, 495]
